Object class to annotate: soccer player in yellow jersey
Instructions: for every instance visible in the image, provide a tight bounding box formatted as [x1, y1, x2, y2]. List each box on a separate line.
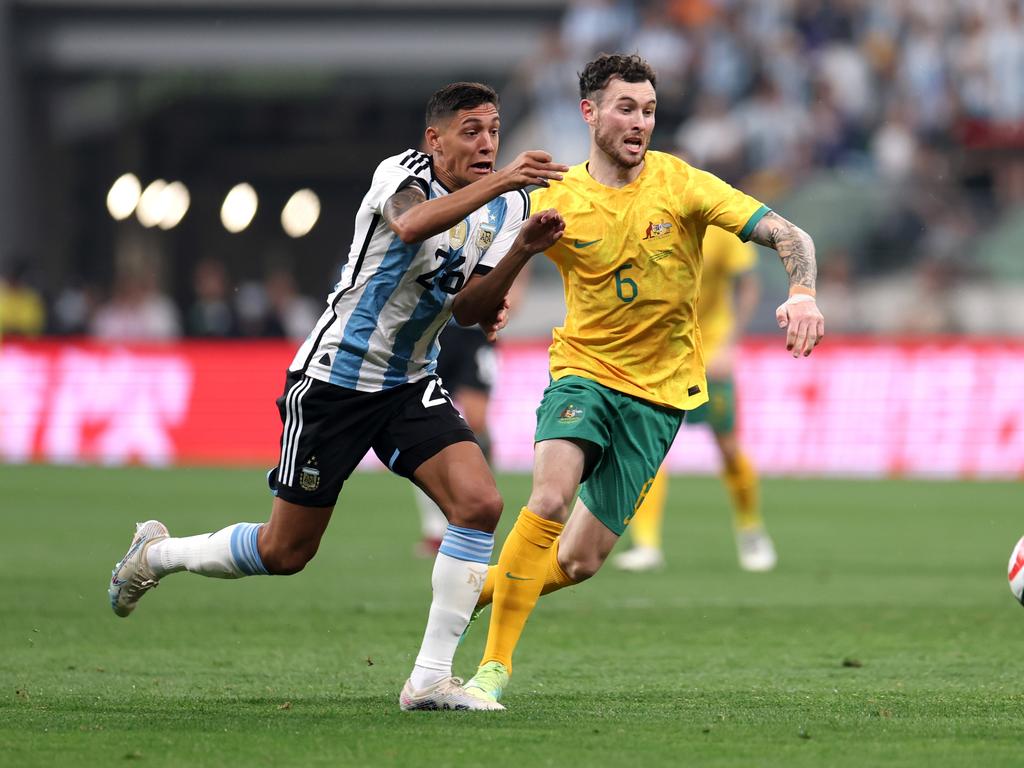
[463, 54, 824, 706]
[613, 225, 778, 573]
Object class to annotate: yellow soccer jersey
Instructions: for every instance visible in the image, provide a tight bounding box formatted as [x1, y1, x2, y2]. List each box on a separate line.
[698, 226, 757, 360]
[531, 151, 768, 411]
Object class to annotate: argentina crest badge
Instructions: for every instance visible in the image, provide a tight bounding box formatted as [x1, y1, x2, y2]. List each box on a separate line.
[300, 456, 320, 492]
[476, 226, 495, 251]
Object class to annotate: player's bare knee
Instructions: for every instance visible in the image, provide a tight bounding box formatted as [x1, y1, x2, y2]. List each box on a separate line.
[560, 554, 600, 583]
[526, 488, 571, 521]
[451, 487, 503, 531]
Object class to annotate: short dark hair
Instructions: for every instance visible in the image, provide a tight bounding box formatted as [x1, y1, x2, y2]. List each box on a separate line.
[578, 54, 657, 100]
[425, 82, 499, 126]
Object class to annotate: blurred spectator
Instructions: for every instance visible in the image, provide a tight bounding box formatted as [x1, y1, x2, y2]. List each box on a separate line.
[896, 12, 952, 134]
[985, 2, 1024, 124]
[91, 270, 181, 342]
[734, 74, 812, 178]
[692, 10, 756, 103]
[233, 270, 318, 341]
[512, 30, 591, 165]
[187, 259, 239, 338]
[234, 279, 278, 338]
[560, 0, 636, 59]
[895, 258, 961, 335]
[674, 93, 745, 180]
[51, 281, 98, 335]
[814, 249, 863, 334]
[264, 269, 319, 343]
[0, 259, 46, 337]
[815, 39, 875, 126]
[623, 3, 691, 102]
[871, 101, 919, 181]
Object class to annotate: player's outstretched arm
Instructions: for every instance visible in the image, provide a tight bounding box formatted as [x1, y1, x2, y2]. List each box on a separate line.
[384, 151, 567, 244]
[452, 208, 565, 334]
[748, 211, 825, 357]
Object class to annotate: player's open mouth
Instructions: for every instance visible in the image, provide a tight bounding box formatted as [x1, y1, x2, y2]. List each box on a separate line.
[470, 161, 493, 173]
[624, 136, 644, 154]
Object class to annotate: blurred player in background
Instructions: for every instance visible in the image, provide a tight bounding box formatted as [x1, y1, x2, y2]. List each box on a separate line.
[613, 225, 776, 573]
[107, 81, 568, 712]
[462, 54, 823, 706]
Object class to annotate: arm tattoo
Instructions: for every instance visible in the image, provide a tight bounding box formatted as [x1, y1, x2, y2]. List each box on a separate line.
[748, 211, 816, 293]
[382, 184, 426, 228]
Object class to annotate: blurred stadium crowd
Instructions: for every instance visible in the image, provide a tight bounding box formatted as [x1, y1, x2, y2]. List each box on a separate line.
[2, 0, 1024, 340]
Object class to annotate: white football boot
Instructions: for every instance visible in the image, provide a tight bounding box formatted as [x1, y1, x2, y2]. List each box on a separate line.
[399, 676, 505, 712]
[109, 520, 169, 617]
[612, 545, 665, 572]
[735, 527, 777, 572]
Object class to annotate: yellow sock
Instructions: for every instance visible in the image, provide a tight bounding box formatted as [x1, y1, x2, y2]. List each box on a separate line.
[480, 507, 563, 673]
[724, 452, 762, 530]
[627, 468, 668, 550]
[476, 537, 577, 608]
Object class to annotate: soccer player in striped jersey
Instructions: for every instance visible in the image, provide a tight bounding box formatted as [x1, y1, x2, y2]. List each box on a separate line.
[461, 55, 824, 706]
[107, 82, 568, 712]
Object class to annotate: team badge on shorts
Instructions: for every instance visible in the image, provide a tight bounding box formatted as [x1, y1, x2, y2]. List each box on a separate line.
[558, 403, 584, 424]
[299, 457, 321, 492]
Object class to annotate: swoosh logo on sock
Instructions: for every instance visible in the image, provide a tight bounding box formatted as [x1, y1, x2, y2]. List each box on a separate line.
[505, 571, 534, 581]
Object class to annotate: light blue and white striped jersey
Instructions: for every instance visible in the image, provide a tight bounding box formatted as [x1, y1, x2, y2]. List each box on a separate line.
[290, 149, 530, 392]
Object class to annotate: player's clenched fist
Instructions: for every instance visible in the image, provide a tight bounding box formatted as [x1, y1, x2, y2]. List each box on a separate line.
[775, 294, 825, 358]
[517, 208, 566, 254]
[497, 151, 569, 190]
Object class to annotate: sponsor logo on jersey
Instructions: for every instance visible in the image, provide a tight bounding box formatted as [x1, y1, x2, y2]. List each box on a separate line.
[642, 220, 673, 240]
[558, 403, 584, 424]
[448, 221, 468, 249]
[573, 238, 602, 248]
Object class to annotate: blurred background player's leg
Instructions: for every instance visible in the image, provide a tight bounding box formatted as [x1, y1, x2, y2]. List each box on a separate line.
[715, 429, 776, 572]
[705, 376, 775, 572]
[612, 467, 668, 571]
[414, 487, 450, 555]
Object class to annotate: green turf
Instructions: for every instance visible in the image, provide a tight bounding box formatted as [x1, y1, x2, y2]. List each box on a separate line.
[1, 464, 1022, 767]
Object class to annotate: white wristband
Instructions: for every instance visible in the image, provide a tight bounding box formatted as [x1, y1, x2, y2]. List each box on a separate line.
[785, 294, 816, 306]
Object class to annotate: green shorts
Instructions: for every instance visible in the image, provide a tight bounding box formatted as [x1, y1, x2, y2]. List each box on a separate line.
[534, 375, 683, 536]
[685, 375, 735, 434]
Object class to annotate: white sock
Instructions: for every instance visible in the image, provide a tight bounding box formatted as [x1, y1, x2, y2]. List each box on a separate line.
[415, 487, 449, 541]
[147, 523, 269, 579]
[409, 525, 493, 690]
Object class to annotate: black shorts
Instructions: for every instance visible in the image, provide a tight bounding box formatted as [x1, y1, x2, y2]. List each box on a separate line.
[436, 324, 497, 395]
[268, 372, 477, 507]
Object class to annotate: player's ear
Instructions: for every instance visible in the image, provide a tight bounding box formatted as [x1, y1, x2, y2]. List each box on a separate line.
[580, 98, 597, 126]
[425, 126, 441, 153]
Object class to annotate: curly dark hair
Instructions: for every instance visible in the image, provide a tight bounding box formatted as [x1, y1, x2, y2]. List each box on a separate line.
[425, 82, 499, 126]
[578, 53, 657, 100]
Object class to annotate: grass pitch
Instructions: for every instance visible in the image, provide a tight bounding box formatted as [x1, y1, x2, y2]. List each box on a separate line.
[1, 464, 1022, 767]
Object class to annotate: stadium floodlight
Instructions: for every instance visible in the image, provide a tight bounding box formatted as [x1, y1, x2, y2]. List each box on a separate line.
[221, 183, 258, 233]
[281, 188, 321, 238]
[106, 173, 142, 221]
[136, 179, 168, 228]
[157, 181, 191, 230]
